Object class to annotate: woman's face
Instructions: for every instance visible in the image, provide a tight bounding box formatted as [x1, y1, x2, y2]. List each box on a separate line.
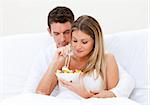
[71, 30, 94, 59]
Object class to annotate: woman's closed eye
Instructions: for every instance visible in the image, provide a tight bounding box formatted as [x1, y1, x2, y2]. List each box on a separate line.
[72, 40, 88, 44]
[73, 40, 77, 43]
[82, 41, 88, 44]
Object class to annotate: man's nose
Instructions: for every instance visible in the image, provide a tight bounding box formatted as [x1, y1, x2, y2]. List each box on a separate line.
[60, 33, 65, 42]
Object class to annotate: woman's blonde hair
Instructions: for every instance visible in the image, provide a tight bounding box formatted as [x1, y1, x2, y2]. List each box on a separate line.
[71, 15, 107, 88]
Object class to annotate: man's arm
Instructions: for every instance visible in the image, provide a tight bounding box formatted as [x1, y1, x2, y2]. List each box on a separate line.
[23, 52, 49, 93]
[23, 44, 56, 94]
[36, 47, 66, 95]
[35, 63, 58, 95]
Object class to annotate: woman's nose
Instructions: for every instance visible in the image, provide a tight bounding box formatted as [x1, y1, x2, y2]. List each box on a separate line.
[76, 42, 82, 49]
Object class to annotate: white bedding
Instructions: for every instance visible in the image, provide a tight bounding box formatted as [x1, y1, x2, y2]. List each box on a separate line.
[0, 28, 148, 105]
[0, 93, 141, 105]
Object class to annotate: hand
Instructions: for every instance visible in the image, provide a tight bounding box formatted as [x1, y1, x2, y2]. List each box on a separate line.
[52, 45, 70, 70]
[91, 90, 116, 98]
[55, 44, 71, 57]
[56, 44, 71, 57]
[58, 77, 94, 98]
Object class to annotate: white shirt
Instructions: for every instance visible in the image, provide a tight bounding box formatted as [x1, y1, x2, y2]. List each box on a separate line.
[23, 38, 58, 96]
[110, 64, 135, 97]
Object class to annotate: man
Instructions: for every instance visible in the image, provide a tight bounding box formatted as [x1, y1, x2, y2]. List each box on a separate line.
[24, 6, 135, 97]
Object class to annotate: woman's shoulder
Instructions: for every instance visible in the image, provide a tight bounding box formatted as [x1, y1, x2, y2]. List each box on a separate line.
[105, 53, 116, 61]
[104, 52, 118, 72]
[104, 53, 118, 67]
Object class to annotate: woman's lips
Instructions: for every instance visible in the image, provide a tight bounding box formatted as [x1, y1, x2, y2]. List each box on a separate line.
[76, 50, 83, 53]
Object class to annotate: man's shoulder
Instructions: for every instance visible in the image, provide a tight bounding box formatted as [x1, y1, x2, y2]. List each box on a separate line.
[40, 36, 56, 51]
[34, 37, 56, 61]
[40, 42, 56, 56]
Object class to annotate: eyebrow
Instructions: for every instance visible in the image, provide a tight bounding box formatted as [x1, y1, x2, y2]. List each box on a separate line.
[72, 36, 91, 41]
[53, 32, 59, 34]
[53, 29, 71, 34]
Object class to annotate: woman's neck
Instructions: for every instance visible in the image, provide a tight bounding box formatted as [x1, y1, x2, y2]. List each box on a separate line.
[72, 55, 89, 62]
[70, 55, 89, 70]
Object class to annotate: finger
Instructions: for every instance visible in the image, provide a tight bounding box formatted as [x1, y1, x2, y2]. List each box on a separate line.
[79, 77, 86, 90]
[60, 79, 72, 86]
[63, 80, 72, 86]
[57, 47, 65, 56]
[58, 79, 69, 87]
[90, 90, 99, 95]
[58, 79, 64, 85]
[60, 48, 65, 56]
[91, 94, 100, 98]
[58, 80, 65, 87]
[59, 79, 66, 84]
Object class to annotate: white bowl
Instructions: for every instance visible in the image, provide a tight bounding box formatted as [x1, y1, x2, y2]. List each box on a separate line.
[56, 73, 80, 82]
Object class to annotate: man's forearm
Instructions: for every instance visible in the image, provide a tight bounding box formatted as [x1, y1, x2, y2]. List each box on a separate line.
[36, 66, 57, 95]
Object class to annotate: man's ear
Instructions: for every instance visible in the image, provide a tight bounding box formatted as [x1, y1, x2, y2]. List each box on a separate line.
[47, 28, 52, 36]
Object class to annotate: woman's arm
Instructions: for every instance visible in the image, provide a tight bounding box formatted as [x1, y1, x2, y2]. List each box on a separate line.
[92, 53, 119, 98]
[106, 53, 119, 90]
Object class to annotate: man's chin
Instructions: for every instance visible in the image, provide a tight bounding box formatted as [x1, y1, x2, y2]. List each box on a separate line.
[57, 44, 68, 48]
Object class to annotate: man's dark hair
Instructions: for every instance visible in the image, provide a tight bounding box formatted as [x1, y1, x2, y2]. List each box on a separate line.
[47, 6, 74, 28]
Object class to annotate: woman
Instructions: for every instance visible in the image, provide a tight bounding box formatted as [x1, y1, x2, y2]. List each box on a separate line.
[36, 15, 119, 99]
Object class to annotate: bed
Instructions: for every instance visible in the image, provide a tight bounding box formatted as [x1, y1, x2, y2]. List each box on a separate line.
[0, 28, 149, 105]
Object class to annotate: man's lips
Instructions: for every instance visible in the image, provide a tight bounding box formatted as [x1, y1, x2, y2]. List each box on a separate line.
[58, 43, 68, 47]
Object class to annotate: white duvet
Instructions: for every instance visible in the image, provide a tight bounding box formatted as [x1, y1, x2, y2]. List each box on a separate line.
[0, 93, 141, 105]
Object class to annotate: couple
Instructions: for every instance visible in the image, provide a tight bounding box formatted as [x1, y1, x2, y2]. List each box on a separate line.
[24, 6, 135, 99]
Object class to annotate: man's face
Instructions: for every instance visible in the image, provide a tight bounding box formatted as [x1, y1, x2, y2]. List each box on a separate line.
[49, 22, 72, 48]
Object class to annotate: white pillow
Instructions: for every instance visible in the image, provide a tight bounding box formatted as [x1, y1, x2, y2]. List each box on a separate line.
[0, 32, 51, 99]
[104, 28, 148, 104]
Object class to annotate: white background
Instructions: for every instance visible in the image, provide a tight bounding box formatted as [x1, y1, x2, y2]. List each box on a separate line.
[0, 0, 149, 37]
